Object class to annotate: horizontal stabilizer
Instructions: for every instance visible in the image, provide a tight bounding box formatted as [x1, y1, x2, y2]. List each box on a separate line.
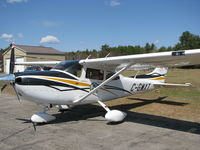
[154, 82, 192, 88]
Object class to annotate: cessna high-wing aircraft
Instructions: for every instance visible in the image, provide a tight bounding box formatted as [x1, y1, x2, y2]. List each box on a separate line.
[1, 43, 200, 125]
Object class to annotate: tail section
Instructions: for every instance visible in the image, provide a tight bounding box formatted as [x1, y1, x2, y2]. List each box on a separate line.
[147, 67, 168, 76]
[146, 67, 168, 83]
[134, 67, 168, 83]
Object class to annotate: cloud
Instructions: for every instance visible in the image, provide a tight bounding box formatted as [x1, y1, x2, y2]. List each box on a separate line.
[1, 33, 13, 39]
[7, 0, 27, 3]
[41, 21, 60, 27]
[40, 35, 60, 44]
[17, 33, 24, 38]
[110, 0, 121, 7]
[154, 40, 160, 44]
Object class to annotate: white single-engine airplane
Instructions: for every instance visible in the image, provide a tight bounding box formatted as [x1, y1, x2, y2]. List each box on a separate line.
[1, 44, 200, 125]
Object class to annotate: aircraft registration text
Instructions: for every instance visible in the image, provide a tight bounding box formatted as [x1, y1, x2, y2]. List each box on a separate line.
[130, 83, 151, 92]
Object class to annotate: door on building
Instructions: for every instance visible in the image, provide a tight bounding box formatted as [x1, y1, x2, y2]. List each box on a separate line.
[5, 59, 10, 74]
[15, 57, 25, 72]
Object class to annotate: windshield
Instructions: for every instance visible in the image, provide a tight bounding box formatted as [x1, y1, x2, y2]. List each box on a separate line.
[53, 60, 82, 77]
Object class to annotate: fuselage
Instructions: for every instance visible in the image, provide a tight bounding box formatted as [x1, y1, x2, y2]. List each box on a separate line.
[14, 69, 156, 105]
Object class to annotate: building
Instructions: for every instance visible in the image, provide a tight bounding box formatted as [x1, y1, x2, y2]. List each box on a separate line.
[3, 45, 65, 73]
[0, 50, 3, 72]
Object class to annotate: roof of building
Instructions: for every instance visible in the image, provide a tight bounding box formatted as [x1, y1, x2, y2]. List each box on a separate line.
[15, 45, 64, 55]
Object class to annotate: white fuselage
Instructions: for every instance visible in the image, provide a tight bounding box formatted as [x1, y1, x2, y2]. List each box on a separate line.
[15, 75, 156, 105]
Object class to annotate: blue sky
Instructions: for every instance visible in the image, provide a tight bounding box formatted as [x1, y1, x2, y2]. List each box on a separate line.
[0, 0, 200, 52]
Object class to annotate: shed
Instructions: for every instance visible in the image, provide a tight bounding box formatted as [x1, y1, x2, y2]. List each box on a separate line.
[0, 51, 3, 72]
[3, 45, 65, 73]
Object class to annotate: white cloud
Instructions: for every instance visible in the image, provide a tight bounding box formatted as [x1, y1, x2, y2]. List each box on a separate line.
[110, 0, 121, 7]
[40, 35, 60, 44]
[0, 33, 13, 39]
[154, 40, 160, 44]
[7, 0, 27, 3]
[17, 33, 24, 38]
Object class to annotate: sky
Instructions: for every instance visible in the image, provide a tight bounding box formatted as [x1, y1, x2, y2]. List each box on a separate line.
[0, 0, 200, 52]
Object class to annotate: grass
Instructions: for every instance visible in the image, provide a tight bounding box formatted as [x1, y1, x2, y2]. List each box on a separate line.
[1, 69, 200, 122]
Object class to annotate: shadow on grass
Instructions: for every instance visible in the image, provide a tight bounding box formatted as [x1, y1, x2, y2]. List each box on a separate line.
[127, 96, 189, 106]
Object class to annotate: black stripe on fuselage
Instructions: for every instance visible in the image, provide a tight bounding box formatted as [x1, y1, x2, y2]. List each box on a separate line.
[14, 70, 77, 80]
[46, 85, 90, 92]
[132, 74, 165, 79]
[104, 85, 132, 94]
[16, 77, 90, 93]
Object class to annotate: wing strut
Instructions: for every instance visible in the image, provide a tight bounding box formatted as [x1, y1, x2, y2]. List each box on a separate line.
[73, 63, 132, 103]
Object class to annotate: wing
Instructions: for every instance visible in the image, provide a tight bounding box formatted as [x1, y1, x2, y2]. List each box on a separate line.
[15, 61, 61, 65]
[79, 49, 200, 70]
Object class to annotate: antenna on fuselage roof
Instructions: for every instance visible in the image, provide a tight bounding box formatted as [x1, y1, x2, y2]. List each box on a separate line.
[86, 54, 91, 60]
[105, 53, 110, 58]
[134, 71, 140, 79]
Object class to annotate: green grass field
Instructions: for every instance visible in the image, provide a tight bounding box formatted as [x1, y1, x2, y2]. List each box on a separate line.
[0, 69, 200, 122]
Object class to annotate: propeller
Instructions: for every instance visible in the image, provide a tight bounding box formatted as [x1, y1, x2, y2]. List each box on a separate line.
[0, 43, 21, 102]
[0, 84, 7, 92]
[10, 82, 21, 103]
[16, 118, 37, 131]
[9, 43, 15, 74]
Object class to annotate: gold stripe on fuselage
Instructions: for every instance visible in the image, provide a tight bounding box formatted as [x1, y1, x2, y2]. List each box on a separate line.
[150, 77, 166, 80]
[41, 77, 90, 87]
[40, 77, 118, 96]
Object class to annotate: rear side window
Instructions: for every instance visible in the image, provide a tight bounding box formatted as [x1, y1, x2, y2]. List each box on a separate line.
[86, 68, 104, 80]
[106, 71, 119, 80]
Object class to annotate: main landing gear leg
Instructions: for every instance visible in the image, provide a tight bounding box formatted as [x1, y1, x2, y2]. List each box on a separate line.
[97, 100, 127, 122]
[31, 105, 56, 124]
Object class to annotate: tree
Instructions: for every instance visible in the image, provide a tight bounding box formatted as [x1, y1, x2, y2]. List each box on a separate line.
[100, 44, 110, 57]
[176, 31, 200, 50]
[145, 43, 152, 53]
[158, 46, 167, 52]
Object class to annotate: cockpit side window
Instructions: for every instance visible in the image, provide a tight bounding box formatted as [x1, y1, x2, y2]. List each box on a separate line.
[86, 68, 104, 80]
[65, 63, 82, 77]
[53, 60, 82, 77]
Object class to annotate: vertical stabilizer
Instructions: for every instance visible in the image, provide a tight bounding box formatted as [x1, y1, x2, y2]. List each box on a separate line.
[147, 67, 168, 83]
[147, 67, 168, 76]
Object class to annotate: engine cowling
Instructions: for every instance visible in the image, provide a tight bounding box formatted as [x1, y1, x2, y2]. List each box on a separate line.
[105, 110, 127, 122]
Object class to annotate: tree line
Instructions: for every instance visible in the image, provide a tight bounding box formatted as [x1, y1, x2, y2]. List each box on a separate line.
[65, 31, 200, 60]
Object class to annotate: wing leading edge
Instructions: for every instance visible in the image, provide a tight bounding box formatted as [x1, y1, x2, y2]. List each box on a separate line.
[79, 49, 200, 70]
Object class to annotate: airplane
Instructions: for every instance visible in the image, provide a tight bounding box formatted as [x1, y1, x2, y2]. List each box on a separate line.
[1, 43, 200, 126]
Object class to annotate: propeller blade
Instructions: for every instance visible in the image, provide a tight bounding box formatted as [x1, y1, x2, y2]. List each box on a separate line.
[9, 47, 15, 74]
[1, 84, 8, 92]
[16, 118, 32, 123]
[32, 122, 36, 131]
[16, 118, 37, 131]
[10, 82, 21, 103]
